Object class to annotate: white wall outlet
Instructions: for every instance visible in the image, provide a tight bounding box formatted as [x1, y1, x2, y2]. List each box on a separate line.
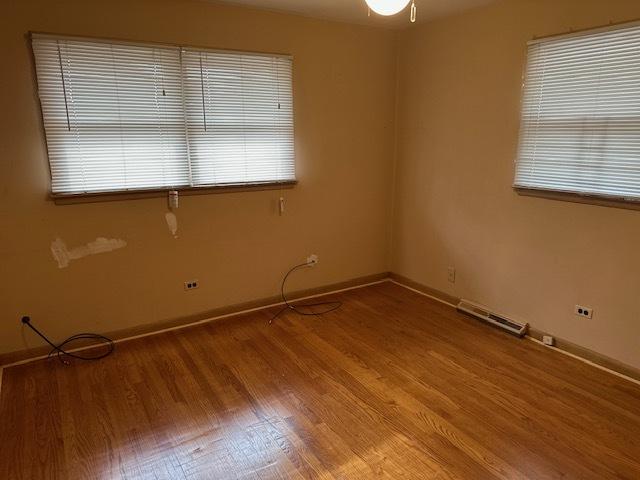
[447, 266, 456, 283]
[542, 335, 555, 346]
[184, 280, 199, 291]
[307, 254, 319, 266]
[574, 305, 593, 319]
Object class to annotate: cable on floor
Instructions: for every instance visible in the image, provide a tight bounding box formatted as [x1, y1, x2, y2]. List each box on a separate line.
[21, 316, 115, 365]
[269, 262, 342, 324]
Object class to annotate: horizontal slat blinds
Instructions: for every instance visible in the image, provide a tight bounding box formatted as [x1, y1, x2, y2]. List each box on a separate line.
[182, 50, 295, 186]
[33, 35, 190, 194]
[515, 24, 640, 200]
[31, 34, 295, 195]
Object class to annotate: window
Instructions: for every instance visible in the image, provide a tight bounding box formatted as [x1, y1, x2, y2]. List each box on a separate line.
[514, 23, 640, 201]
[31, 34, 295, 196]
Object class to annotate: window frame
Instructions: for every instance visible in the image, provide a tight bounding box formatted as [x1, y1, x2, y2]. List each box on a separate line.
[513, 20, 640, 210]
[29, 32, 297, 203]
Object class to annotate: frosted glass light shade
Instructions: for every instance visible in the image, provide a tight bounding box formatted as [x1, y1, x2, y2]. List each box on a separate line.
[365, 0, 412, 16]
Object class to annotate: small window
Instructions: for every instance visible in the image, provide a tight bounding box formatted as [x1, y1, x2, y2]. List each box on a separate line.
[514, 23, 640, 202]
[31, 34, 295, 196]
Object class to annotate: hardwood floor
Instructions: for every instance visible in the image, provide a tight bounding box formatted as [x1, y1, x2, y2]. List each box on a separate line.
[1, 281, 639, 479]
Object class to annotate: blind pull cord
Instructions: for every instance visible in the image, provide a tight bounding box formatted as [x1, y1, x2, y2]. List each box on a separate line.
[56, 42, 71, 132]
[199, 54, 207, 132]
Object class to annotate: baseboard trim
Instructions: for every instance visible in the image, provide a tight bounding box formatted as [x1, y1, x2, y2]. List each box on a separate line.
[388, 273, 459, 307]
[528, 328, 640, 384]
[389, 273, 640, 386]
[4, 270, 639, 388]
[0, 272, 389, 368]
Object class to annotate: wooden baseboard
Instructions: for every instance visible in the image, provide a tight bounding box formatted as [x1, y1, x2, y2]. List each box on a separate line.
[528, 328, 640, 383]
[389, 273, 640, 384]
[6, 269, 639, 386]
[0, 272, 389, 367]
[388, 273, 460, 307]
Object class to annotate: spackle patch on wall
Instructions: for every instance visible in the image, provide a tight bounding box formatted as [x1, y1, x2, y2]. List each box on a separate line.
[165, 212, 178, 238]
[51, 237, 127, 268]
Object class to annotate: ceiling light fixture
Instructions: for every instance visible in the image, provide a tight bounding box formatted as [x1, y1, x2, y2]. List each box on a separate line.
[365, 0, 416, 22]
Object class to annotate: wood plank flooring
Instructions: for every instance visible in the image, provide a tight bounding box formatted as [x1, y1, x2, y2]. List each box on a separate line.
[1, 281, 639, 479]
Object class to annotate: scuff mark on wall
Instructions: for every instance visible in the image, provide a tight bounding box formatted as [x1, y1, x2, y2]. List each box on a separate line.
[165, 212, 178, 239]
[51, 237, 127, 268]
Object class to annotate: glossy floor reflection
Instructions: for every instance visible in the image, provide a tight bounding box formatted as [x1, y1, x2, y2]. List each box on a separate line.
[2, 282, 640, 479]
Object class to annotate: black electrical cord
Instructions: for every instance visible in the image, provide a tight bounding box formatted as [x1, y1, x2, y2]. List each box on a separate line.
[269, 262, 342, 324]
[21, 316, 114, 365]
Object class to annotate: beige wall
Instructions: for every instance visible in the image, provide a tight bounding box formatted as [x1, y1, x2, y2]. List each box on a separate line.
[393, 0, 640, 369]
[3, 0, 639, 371]
[0, 0, 397, 356]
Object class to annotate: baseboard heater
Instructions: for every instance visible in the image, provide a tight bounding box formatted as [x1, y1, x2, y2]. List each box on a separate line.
[457, 300, 528, 337]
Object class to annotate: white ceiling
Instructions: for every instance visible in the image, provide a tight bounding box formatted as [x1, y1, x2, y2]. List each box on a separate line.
[209, 0, 495, 28]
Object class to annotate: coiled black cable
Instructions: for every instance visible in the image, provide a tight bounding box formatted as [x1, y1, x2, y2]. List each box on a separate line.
[269, 262, 342, 324]
[21, 316, 114, 365]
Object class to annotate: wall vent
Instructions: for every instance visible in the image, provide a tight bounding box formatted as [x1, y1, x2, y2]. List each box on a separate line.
[457, 300, 528, 337]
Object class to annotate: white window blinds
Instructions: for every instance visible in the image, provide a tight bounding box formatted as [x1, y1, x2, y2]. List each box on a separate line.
[515, 23, 640, 201]
[182, 50, 295, 186]
[31, 34, 295, 195]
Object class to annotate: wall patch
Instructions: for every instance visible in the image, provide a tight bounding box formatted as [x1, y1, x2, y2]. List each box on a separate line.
[51, 237, 127, 268]
[165, 212, 178, 239]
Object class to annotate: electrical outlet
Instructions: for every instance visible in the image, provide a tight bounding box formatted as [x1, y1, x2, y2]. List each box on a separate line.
[447, 266, 456, 283]
[184, 280, 199, 291]
[307, 254, 319, 266]
[574, 304, 593, 319]
[542, 335, 555, 346]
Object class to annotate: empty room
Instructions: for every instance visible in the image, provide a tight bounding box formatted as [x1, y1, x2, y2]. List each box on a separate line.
[1, 0, 640, 478]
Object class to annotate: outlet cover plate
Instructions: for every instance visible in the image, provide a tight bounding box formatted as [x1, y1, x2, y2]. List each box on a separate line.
[574, 304, 593, 319]
[447, 267, 456, 283]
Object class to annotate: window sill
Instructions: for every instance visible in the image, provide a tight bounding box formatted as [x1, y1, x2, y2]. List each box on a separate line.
[514, 186, 640, 212]
[52, 181, 297, 205]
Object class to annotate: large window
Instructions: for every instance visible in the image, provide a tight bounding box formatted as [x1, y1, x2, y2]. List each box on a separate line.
[32, 34, 295, 196]
[514, 23, 640, 202]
